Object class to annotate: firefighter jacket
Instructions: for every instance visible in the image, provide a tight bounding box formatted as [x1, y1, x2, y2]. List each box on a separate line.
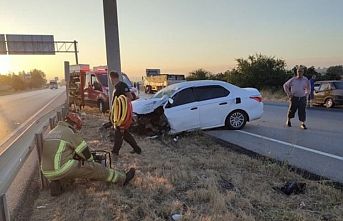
[41, 121, 92, 180]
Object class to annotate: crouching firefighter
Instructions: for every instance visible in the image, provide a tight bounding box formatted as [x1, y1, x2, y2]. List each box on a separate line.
[41, 112, 135, 196]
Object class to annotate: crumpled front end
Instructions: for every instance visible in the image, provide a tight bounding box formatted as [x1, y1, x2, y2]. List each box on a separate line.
[130, 106, 170, 136]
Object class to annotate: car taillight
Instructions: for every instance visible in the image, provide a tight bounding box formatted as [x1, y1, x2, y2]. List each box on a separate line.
[250, 96, 262, 102]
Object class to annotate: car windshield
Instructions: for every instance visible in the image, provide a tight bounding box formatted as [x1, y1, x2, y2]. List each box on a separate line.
[97, 73, 132, 88]
[97, 74, 108, 87]
[122, 74, 133, 88]
[333, 82, 343, 89]
[152, 86, 177, 99]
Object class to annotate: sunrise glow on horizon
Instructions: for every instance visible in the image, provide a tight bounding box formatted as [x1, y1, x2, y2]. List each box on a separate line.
[1, 0, 343, 81]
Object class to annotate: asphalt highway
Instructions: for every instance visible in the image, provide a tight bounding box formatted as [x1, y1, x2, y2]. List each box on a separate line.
[206, 103, 343, 183]
[0, 87, 66, 143]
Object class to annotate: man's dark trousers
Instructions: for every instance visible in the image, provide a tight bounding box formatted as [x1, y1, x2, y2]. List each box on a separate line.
[288, 96, 307, 122]
[113, 128, 141, 155]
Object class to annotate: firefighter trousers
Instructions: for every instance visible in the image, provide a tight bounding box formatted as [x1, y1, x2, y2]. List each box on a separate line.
[61, 160, 126, 185]
[113, 129, 141, 154]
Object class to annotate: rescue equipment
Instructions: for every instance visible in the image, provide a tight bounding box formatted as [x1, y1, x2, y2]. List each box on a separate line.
[110, 95, 133, 129]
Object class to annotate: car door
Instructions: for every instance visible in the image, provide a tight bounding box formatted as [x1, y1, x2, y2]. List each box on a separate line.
[193, 85, 230, 129]
[88, 74, 102, 107]
[164, 88, 200, 133]
[315, 83, 330, 104]
[83, 73, 92, 106]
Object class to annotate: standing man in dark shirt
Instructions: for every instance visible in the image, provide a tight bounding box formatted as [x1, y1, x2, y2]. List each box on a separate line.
[110, 71, 142, 155]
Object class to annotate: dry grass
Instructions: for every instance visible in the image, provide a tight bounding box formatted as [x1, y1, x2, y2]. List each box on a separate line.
[27, 107, 343, 221]
[261, 89, 288, 103]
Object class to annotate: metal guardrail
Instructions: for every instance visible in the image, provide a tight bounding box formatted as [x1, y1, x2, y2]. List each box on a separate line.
[0, 93, 67, 221]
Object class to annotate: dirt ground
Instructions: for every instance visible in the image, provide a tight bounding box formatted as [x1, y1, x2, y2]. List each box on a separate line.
[27, 108, 343, 221]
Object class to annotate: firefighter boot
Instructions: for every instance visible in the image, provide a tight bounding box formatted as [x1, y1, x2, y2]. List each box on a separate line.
[50, 180, 64, 196]
[123, 168, 136, 186]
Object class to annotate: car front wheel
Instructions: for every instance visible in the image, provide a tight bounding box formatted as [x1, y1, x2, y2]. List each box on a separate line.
[226, 110, 247, 130]
[325, 98, 334, 108]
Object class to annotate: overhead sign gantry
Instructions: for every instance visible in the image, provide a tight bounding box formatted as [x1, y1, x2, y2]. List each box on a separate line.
[0, 34, 79, 64]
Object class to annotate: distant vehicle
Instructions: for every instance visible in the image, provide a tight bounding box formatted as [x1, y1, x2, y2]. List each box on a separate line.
[49, 80, 58, 89]
[143, 69, 186, 94]
[313, 80, 343, 108]
[132, 80, 263, 134]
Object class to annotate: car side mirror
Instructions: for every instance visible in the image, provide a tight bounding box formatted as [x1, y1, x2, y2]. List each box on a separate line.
[165, 98, 174, 109]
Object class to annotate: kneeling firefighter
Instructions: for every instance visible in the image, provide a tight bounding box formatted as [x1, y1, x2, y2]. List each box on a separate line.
[41, 112, 135, 196]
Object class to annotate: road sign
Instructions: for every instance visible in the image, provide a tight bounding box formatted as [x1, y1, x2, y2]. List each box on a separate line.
[0, 35, 6, 55]
[6, 34, 55, 55]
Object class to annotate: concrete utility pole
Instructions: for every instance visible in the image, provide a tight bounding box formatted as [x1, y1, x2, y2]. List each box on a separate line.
[103, 0, 122, 108]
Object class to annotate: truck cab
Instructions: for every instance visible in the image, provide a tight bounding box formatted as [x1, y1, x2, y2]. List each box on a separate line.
[143, 72, 186, 94]
[82, 70, 109, 113]
[49, 80, 58, 89]
[82, 67, 138, 113]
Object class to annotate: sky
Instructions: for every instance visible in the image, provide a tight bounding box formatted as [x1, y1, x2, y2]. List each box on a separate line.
[0, 0, 343, 81]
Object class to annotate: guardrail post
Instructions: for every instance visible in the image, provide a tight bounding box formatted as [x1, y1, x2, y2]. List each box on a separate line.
[49, 116, 57, 130]
[49, 118, 54, 130]
[62, 107, 68, 119]
[53, 116, 57, 128]
[35, 133, 49, 189]
[57, 112, 62, 122]
[0, 194, 10, 221]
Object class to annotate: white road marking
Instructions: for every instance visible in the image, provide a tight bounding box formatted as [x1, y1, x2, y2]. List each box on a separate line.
[237, 130, 343, 161]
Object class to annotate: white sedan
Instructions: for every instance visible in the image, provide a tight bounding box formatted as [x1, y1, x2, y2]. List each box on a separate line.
[132, 80, 263, 134]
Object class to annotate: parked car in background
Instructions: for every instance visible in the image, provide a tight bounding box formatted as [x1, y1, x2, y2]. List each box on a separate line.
[313, 80, 343, 108]
[132, 80, 263, 134]
[49, 80, 58, 89]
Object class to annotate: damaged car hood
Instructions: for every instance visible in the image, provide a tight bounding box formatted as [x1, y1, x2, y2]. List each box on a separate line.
[132, 96, 168, 115]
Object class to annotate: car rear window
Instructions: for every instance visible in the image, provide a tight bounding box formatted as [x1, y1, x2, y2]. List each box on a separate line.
[333, 82, 343, 89]
[194, 85, 230, 101]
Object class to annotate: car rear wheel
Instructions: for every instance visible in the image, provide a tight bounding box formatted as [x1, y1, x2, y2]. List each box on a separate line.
[226, 110, 247, 130]
[325, 98, 334, 108]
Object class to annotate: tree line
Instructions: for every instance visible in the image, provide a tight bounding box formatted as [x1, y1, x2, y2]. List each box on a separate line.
[0, 69, 47, 91]
[187, 54, 343, 91]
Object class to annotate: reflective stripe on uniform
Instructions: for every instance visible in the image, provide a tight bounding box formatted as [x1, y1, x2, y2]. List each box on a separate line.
[42, 160, 77, 179]
[75, 140, 87, 155]
[54, 140, 66, 170]
[87, 155, 94, 162]
[112, 171, 126, 183]
[106, 169, 115, 182]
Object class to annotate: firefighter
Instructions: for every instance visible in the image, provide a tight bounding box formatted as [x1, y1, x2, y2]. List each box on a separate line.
[109, 71, 142, 155]
[41, 112, 135, 196]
